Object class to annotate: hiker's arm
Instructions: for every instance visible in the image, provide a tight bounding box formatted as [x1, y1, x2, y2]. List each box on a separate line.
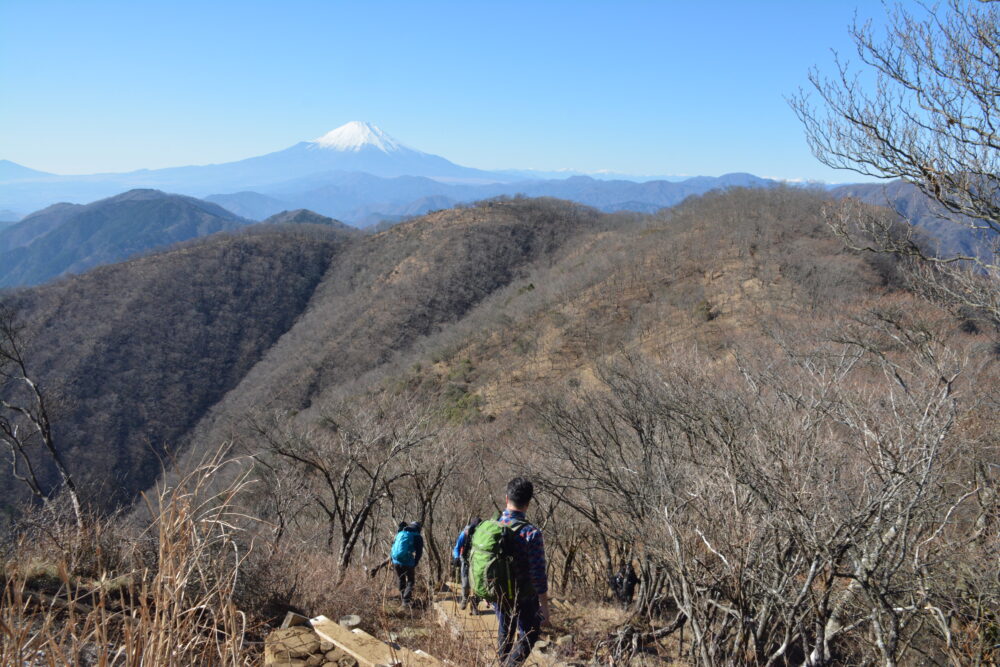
[524, 531, 549, 596]
[525, 531, 551, 625]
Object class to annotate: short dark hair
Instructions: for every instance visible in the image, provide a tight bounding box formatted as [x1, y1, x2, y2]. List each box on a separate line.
[506, 477, 534, 508]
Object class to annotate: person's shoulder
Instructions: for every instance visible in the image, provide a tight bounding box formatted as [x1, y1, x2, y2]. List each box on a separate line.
[518, 520, 542, 540]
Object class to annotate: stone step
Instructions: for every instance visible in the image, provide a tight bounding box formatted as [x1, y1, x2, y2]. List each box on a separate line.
[310, 615, 441, 667]
[264, 626, 322, 665]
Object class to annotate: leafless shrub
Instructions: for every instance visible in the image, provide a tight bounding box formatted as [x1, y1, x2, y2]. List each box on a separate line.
[1, 446, 260, 665]
[536, 308, 998, 664]
[250, 391, 437, 575]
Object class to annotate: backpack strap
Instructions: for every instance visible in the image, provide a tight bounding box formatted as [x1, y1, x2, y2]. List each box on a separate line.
[500, 519, 529, 558]
[506, 518, 527, 536]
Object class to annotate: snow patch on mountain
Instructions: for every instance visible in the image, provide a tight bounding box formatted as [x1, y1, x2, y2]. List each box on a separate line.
[312, 121, 407, 153]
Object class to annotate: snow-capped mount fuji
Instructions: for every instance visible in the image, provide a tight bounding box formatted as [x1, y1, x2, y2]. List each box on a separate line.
[0, 122, 507, 211]
[312, 121, 408, 153]
[131, 120, 502, 192]
[254, 120, 500, 183]
[0, 122, 786, 227]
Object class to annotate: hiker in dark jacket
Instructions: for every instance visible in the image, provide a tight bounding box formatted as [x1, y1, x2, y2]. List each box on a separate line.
[453, 517, 482, 610]
[390, 521, 423, 606]
[609, 561, 639, 606]
[495, 478, 548, 666]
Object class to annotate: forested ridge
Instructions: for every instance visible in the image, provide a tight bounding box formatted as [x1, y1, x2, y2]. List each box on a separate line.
[3, 187, 880, 517]
[0, 223, 350, 512]
[2, 183, 997, 664]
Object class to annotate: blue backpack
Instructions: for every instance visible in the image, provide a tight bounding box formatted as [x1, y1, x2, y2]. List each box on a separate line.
[391, 529, 419, 567]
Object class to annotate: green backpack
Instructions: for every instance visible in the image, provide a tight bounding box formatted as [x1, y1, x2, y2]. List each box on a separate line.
[469, 518, 535, 606]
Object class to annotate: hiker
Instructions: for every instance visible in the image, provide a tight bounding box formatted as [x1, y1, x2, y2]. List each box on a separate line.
[452, 516, 482, 611]
[474, 477, 549, 666]
[368, 521, 409, 579]
[390, 521, 423, 606]
[609, 561, 639, 606]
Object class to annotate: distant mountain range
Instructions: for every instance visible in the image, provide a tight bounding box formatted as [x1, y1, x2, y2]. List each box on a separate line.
[0, 189, 251, 287]
[0, 180, 987, 289]
[0, 159, 51, 181]
[0, 175, 777, 289]
[0, 122, 503, 214]
[199, 170, 776, 225]
[2, 120, 990, 291]
[0, 121, 779, 224]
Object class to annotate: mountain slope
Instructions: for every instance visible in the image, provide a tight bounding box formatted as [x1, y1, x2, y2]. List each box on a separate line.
[1, 223, 349, 513]
[0, 189, 919, 520]
[205, 191, 291, 220]
[0, 159, 52, 180]
[0, 189, 252, 287]
[0, 198, 609, 515]
[830, 179, 995, 258]
[179, 187, 904, 495]
[182, 197, 608, 451]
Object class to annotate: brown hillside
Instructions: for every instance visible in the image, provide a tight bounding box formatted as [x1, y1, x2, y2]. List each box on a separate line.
[0, 224, 348, 514]
[181, 197, 612, 453]
[5, 189, 995, 666]
[353, 187, 896, 425]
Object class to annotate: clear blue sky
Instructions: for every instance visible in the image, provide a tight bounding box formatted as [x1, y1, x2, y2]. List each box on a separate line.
[1, 1, 890, 181]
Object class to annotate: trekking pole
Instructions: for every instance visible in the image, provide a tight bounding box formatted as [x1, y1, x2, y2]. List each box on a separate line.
[367, 557, 391, 578]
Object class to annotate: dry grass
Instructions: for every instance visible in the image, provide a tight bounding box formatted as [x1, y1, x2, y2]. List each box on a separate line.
[1, 448, 260, 666]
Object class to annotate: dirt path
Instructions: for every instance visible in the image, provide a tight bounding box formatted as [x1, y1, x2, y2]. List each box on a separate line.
[433, 584, 567, 666]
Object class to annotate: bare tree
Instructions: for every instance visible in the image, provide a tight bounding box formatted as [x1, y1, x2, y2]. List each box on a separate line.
[0, 303, 82, 528]
[536, 313, 995, 666]
[533, 357, 683, 615]
[792, 0, 1000, 320]
[252, 392, 434, 577]
[403, 430, 463, 584]
[247, 453, 313, 552]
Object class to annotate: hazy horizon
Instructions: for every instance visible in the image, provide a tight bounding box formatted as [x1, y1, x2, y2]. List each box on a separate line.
[1, 1, 891, 182]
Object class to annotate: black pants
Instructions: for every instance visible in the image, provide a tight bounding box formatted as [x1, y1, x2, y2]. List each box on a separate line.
[496, 596, 541, 666]
[394, 564, 415, 603]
